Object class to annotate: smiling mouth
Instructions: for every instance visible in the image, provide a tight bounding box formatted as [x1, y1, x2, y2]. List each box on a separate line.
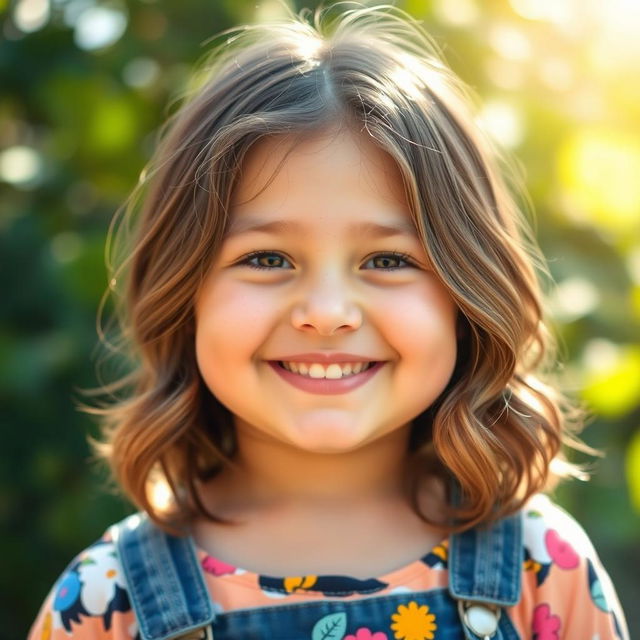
[275, 361, 377, 379]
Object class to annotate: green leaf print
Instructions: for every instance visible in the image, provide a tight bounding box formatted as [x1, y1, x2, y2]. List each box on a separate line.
[312, 612, 347, 640]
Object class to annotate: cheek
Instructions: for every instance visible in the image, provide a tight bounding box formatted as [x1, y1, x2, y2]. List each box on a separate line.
[197, 279, 283, 338]
[381, 282, 457, 337]
[378, 283, 458, 372]
[195, 281, 277, 378]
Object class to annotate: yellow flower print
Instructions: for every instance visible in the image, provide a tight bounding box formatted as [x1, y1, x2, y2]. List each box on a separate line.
[283, 575, 318, 593]
[431, 541, 448, 563]
[390, 601, 437, 640]
[523, 558, 542, 573]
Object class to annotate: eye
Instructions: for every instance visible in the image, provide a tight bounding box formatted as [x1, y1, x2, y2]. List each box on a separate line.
[363, 252, 414, 271]
[238, 251, 293, 271]
[236, 250, 415, 271]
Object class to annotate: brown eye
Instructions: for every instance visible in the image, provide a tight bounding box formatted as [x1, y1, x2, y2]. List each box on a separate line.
[238, 251, 292, 270]
[363, 252, 414, 271]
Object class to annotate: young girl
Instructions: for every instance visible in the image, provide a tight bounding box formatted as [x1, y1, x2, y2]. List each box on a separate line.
[29, 4, 629, 640]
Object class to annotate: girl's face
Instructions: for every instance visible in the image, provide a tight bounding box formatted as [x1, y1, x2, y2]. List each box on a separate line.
[195, 128, 459, 454]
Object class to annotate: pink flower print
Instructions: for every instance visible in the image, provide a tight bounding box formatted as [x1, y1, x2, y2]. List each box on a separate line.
[202, 556, 237, 576]
[544, 529, 579, 570]
[345, 629, 389, 640]
[532, 603, 561, 640]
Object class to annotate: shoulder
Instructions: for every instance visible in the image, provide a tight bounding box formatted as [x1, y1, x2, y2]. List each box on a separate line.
[516, 493, 629, 640]
[28, 529, 135, 640]
[521, 492, 598, 569]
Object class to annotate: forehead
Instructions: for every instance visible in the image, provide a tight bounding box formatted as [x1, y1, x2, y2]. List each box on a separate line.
[226, 128, 419, 239]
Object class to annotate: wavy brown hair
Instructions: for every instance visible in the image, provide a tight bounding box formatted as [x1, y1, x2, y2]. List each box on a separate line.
[88, 3, 593, 534]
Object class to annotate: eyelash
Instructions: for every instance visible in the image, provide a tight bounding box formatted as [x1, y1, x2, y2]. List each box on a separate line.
[237, 250, 416, 272]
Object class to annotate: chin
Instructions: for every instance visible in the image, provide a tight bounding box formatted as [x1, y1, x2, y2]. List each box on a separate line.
[285, 424, 375, 453]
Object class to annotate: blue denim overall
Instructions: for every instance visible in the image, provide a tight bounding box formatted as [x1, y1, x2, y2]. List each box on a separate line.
[111, 508, 523, 640]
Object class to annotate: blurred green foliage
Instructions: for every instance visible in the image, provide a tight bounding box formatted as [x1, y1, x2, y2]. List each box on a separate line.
[1, 0, 639, 638]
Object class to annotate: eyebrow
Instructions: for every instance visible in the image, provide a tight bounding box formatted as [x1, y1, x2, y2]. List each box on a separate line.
[224, 218, 418, 239]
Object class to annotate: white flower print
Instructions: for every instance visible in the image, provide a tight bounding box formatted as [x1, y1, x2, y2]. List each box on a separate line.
[76, 542, 127, 616]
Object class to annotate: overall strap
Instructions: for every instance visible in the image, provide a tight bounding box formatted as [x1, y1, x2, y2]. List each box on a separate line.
[448, 485, 523, 640]
[110, 513, 216, 640]
[449, 511, 523, 606]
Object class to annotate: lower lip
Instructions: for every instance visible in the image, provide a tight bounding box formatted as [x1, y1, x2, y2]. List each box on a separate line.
[267, 361, 385, 395]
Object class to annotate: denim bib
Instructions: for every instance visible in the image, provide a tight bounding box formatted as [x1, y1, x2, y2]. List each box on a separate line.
[111, 507, 523, 640]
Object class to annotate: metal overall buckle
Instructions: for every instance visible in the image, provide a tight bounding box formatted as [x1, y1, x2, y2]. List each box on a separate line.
[173, 626, 214, 640]
[457, 600, 501, 639]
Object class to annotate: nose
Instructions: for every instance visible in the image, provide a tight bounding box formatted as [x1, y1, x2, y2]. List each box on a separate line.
[290, 269, 363, 336]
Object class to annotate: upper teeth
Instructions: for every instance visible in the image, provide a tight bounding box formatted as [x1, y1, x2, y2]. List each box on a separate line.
[280, 362, 372, 379]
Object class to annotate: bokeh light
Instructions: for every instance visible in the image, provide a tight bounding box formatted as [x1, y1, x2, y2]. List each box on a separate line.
[13, 0, 50, 33]
[73, 3, 127, 50]
[582, 340, 640, 417]
[477, 99, 524, 149]
[557, 129, 640, 237]
[0, 145, 43, 187]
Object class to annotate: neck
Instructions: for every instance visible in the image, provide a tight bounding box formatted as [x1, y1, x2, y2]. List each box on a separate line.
[203, 420, 414, 514]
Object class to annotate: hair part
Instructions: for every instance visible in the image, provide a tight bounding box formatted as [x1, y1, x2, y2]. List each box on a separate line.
[85, 3, 593, 535]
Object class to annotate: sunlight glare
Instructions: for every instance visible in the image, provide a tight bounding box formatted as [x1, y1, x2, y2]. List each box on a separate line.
[391, 53, 448, 104]
[149, 477, 174, 512]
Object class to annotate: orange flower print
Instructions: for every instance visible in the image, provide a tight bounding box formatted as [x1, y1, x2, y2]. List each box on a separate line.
[40, 611, 52, 640]
[431, 542, 448, 563]
[523, 558, 542, 573]
[283, 575, 318, 593]
[390, 601, 437, 640]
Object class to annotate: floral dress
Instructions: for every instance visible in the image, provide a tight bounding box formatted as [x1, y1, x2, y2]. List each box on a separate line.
[28, 494, 629, 640]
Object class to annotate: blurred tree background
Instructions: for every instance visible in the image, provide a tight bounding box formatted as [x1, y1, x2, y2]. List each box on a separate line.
[1, 0, 639, 637]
